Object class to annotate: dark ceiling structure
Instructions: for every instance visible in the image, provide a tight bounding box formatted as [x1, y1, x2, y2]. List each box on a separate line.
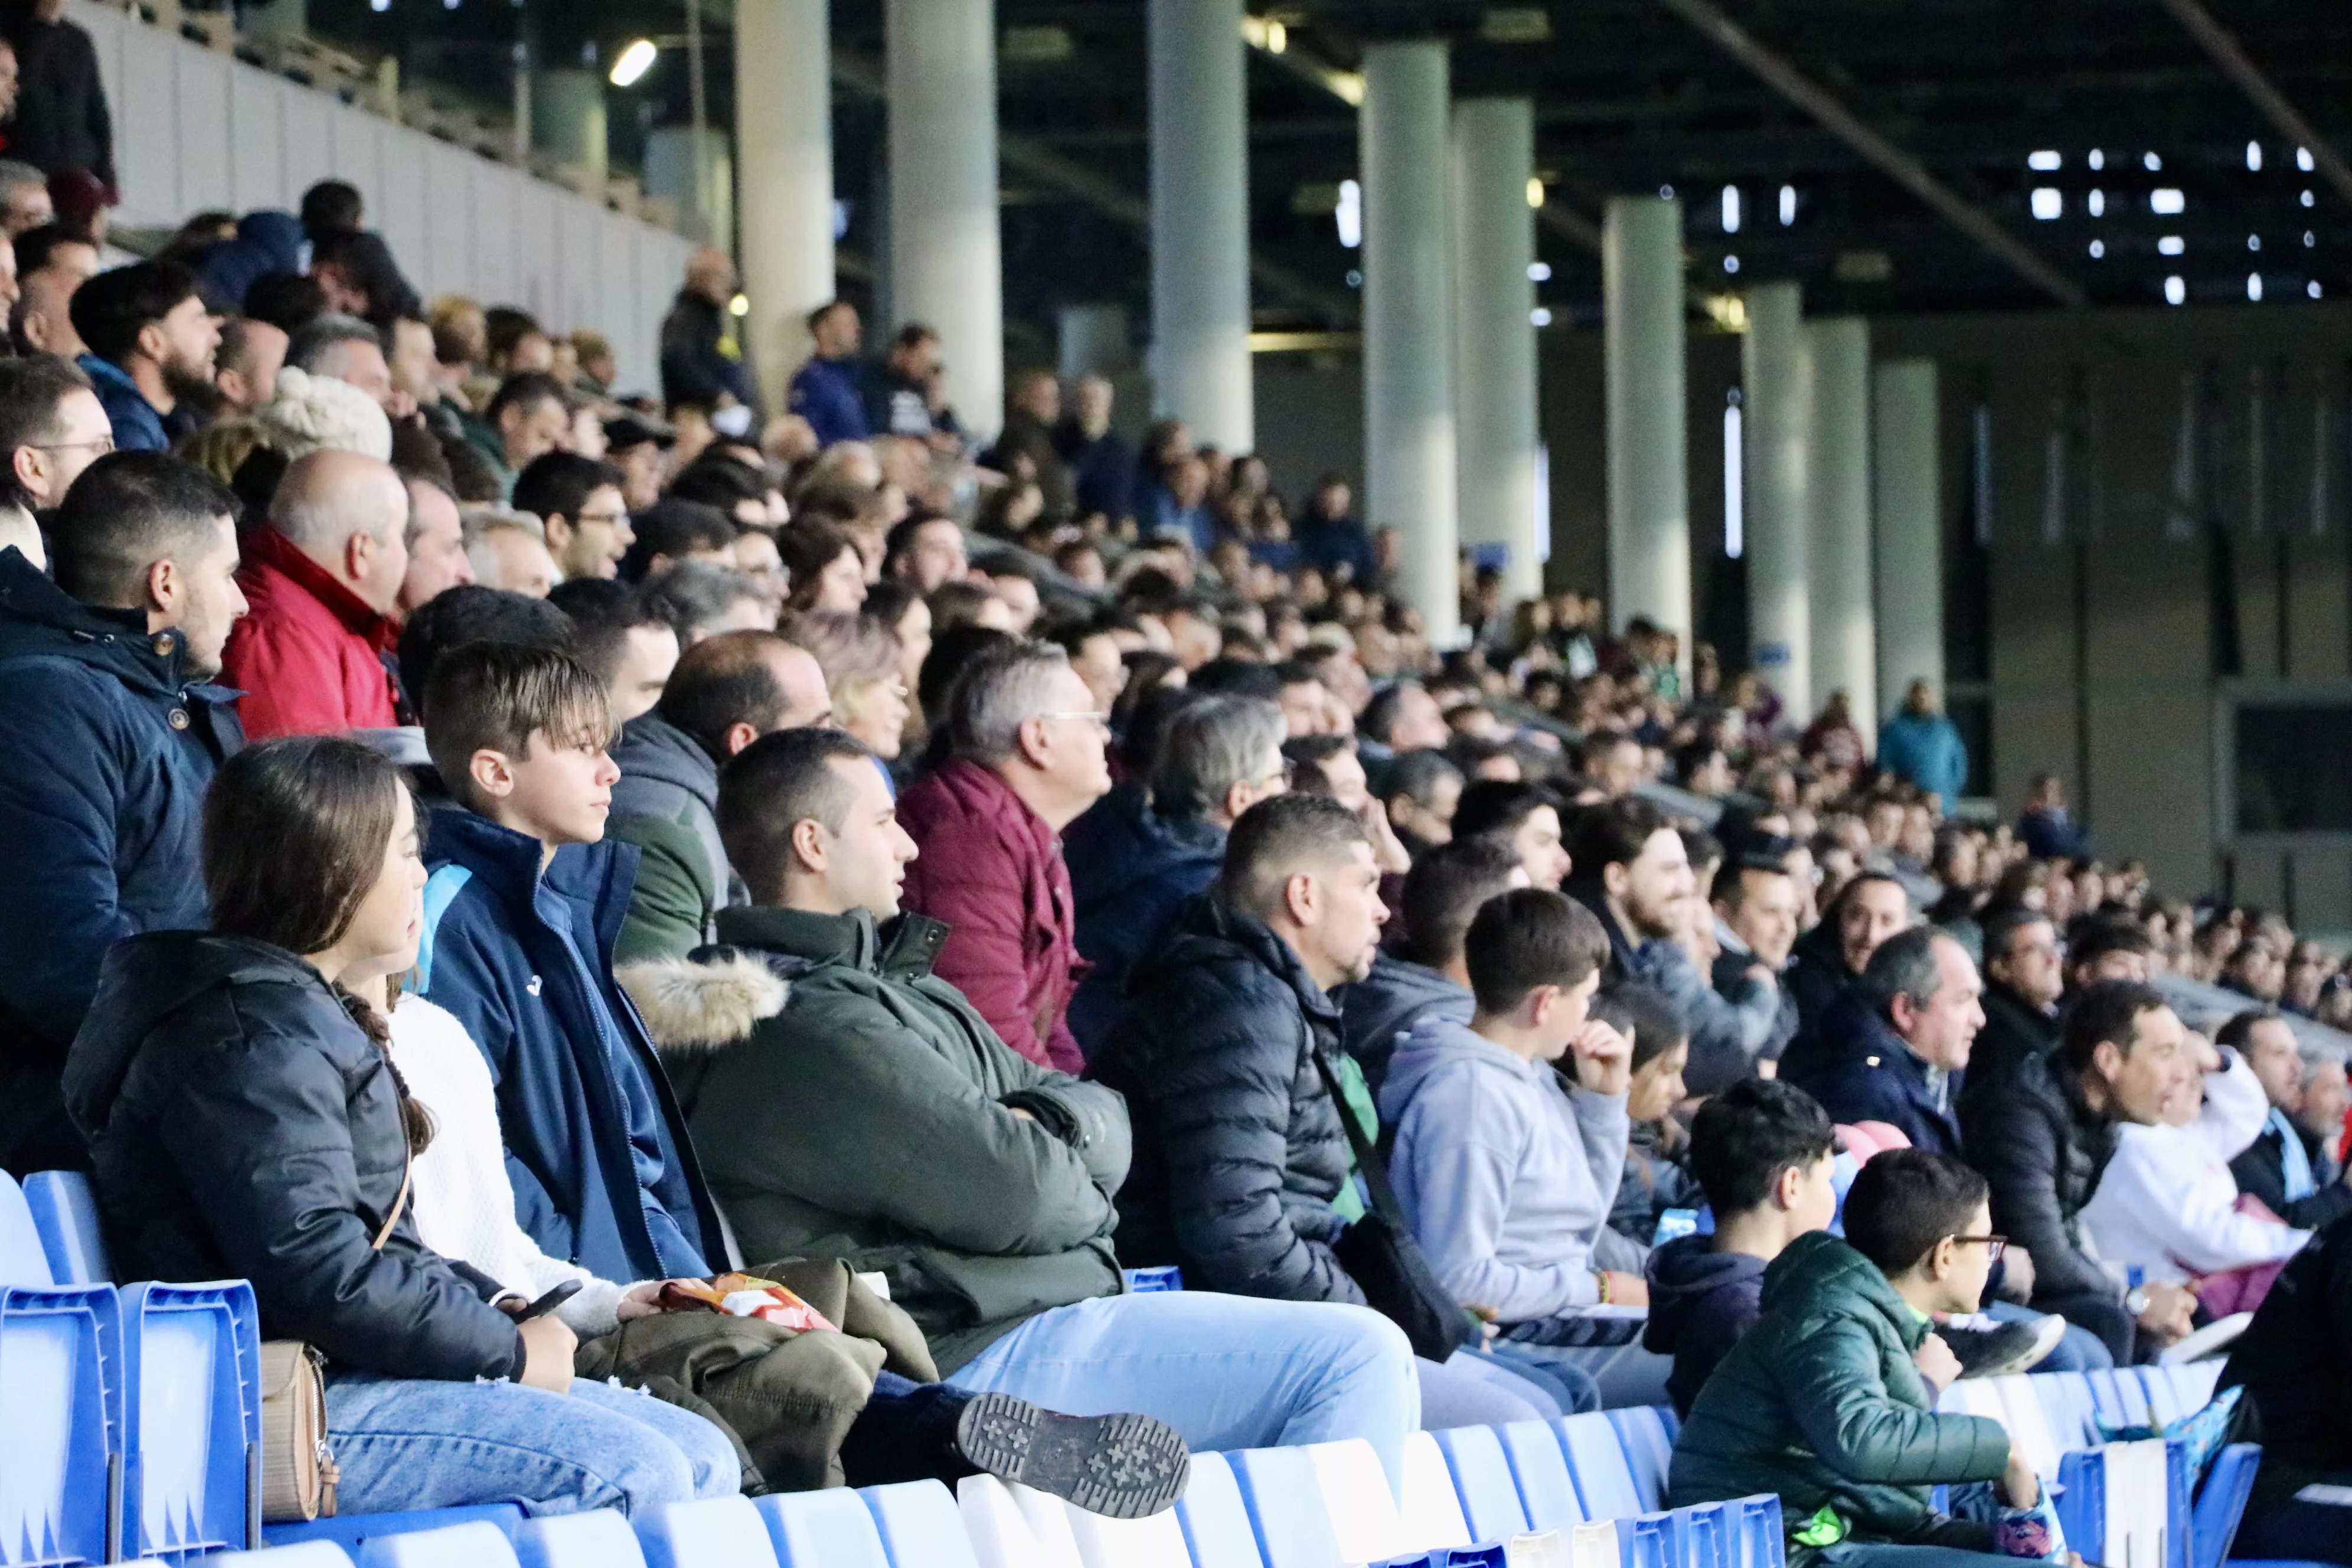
[310, 0, 2352, 339]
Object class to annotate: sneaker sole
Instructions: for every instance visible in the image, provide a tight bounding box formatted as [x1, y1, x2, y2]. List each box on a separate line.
[1962, 1315, 2071, 1380]
[955, 1391, 1192, 1518]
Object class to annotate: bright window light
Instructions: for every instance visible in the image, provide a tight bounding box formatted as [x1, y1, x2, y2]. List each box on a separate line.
[2248, 141, 2263, 171]
[2088, 190, 2105, 217]
[2028, 149, 2062, 171]
[2299, 147, 2316, 172]
[609, 38, 658, 86]
[1530, 307, 1553, 327]
[1723, 400, 1745, 559]
[2311, 281, 2324, 299]
[2088, 239, 2105, 259]
[2030, 188, 2063, 220]
[2164, 276, 2186, 305]
[1721, 185, 1741, 233]
[2159, 235, 2185, 255]
[1779, 185, 1796, 226]
[1724, 255, 1740, 273]
[1335, 179, 1361, 249]
[2248, 273, 2264, 302]
[2151, 188, 2186, 215]
[1528, 261, 1552, 282]
[2144, 152, 2163, 171]
[2089, 149, 2105, 171]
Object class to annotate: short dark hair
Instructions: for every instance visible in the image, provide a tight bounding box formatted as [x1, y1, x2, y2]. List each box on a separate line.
[1858, 925, 1947, 1015]
[241, 272, 326, 336]
[1687, 1077, 1836, 1214]
[2066, 916, 2157, 975]
[1359, 681, 1425, 747]
[2057, 980, 2171, 1076]
[1716, 851, 1796, 913]
[667, 455, 770, 515]
[623, 498, 738, 582]
[1842, 1149, 1991, 1278]
[1222, 793, 1370, 920]
[1188, 658, 1285, 701]
[1589, 979, 1687, 1072]
[804, 299, 851, 335]
[0, 354, 90, 510]
[548, 578, 673, 690]
[513, 451, 625, 527]
[13, 223, 86, 279]
[1566, 795, 1674, 878]
[2216, 1005, 2284, 1054]
[1465, 888, 1612, 1012]
[718, 725, 877, 903]
[1386, 748, 1462, 810]
[657, 630, 796, 759]
[397, 584, 576, 714]
[778, 519, 862, 611]
[299, 178, 365, 236]
[49, 452, 236, 606]
[1981, 903, 2054, 967]
[422, 641, 612, 801]
[1455, 779, 1566, 843]
[486, 371, 568, 424]
[70, 260, 202, 365]
[1399, 836, 1521, 969]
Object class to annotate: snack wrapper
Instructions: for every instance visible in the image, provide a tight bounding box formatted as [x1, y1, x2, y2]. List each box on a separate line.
[655, 1272, 841, 1333]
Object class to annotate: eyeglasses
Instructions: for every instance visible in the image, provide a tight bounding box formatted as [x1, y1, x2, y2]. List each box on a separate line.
[1945, 1233, 2007, 1262]
[1039, 710, 1112, 733]
[32, 435, 113, 456]
[574, 509, 630, 526]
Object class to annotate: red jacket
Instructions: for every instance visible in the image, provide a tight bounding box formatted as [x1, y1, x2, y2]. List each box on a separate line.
[220, 529, 400, 739]
[896, 757, 1087, 1073]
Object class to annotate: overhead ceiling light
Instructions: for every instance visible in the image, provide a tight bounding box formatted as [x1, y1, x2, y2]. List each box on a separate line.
[1721, 185, 1740, 233]
[2303, 190, 2316, 208]
[2306, 231, 2317, 247]
[2089, 149, 2105, 171]
[2164, 276, 2186, 305]
[1264, 19, 1286, 52]
[729, 293, 749, 317]
[1528, 262, 1551, 282]
[1723, 254, 1740, 273]
[2159, 235, 2185, 255]
[1335, 179, 1361, 249]
[2028, 149, 2062, 171]
[2247, 141, 2263, 171]
[1526, 177, 1545, 208]
[608, 38, 657, 86]
[2087, 190, 2105, 217]
[1479, 8, 1552, 43]
[2144, 152, 2164, 171]
[2088, 239, 2105, 258]
[2311, 281, 2324, 299]
[2298, 147, 2316, 172]
[2248, 234, 2262, 251]
[1327, 71, 1365, 106]
[1778, 185, 1796, 226]
[2030, 188, 2063, 220]
[2150, 188, 2186, 215]
[1530, 306, 1554, 326]
[2248, 273, 2263, 301]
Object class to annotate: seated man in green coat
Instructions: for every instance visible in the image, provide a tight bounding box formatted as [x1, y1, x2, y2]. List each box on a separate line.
[629, 726, 1426, 1487]
[1669, 1149, 2043, 1566]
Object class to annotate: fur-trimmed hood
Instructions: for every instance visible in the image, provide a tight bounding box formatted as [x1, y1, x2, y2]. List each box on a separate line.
[619, 952, 789, 1057]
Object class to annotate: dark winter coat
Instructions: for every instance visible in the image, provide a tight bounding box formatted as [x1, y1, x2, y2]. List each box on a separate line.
[1779, 923, 1863, 1084]
[659, 290, 759, 415]
[1053, 420, 1135, 522]
[642, 906, 1129, 1375]
[1335, 951, 1475, 1095]
[1956, 1044, 2118, 1309]
[63, 933, 524, 1381]
[606, 711, 733, 965]
[1668, 1231, 2010, 1543]
[2228, 1116, 2352, 1233]
[3, 13, 112, 185]
[1092, 891, 1364, 1305]
[1063, 782, 1224, 1057]
[788, 355, 867, 448]
[1962, 982, 2059, 1093]
[416, 805, 725, 1286]
[0, 548, 242, 1174]
[2222, 1207, 2352, 1472]
[1787, 990, 1966, 1159]
[1643, 1233, 1768, 1419]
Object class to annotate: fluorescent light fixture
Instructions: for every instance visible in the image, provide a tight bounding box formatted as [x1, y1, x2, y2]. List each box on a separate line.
[1723, 254, 1740, 273]
[2248, 141, 2263, 171]
[609, 38, 657, 86]
[2150, 188, 2185, 215]
[1723, 401, 1745, 558]
[2030, 188, 2063, 220]
[2028, 149, 2062, 171]
[1721, 185, 1740, 233]
[1526, 177, 1545, 209]
[1335, 179, 1361, 249]
[1527, 261, 1552, 282]
[2144, 152, 2163, 171]
[2248, 234, 2262, 251]
[2088, 239, 2105, 259]
[1265, 20, 1286, 52]
[2159, 235, 2184, 255]
[1778, 185, 1796, 225]
[2164, 276, 2186, 305]
[2088, 190, 2105, 217]
[2089, 149, 2105, 171]
[2299, 147, 2315, 172]
[2303, 190, 2316, 208]
[1530, 307, 1553, 327]
[2311, 281, 2324, 299]
[2248, 273, 2263, 301]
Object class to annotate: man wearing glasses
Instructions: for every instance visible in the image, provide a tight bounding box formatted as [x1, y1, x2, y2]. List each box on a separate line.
[896, 640, 1113, 1073]
[0, 353, 112, 569]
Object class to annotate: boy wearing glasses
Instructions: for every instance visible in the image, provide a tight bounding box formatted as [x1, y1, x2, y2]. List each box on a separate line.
[1671, 1149, 2043, 1565]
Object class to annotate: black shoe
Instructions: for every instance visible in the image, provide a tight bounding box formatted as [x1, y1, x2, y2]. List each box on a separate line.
[1946, 1315, 2067, 1379]
[953, 1391, 1191, 1519]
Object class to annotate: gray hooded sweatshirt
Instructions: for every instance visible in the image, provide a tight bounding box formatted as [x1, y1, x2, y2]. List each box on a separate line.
[1378, 1012, 1630, 1322]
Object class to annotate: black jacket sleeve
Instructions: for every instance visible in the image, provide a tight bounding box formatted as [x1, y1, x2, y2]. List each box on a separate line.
[1966, 1085, 2112, 1305]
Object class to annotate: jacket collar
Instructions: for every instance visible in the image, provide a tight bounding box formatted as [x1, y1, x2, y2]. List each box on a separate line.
[0, 545, 214, 699]
[1763, 1230, 1930, 1351]
[241, 527, 398, 649]
[714, 903, 955, 980]
[1569, 880, 1644, 972]
[79, 352, 158, 409]
[1158, 890, 1341, 1027]
[922, 756, 1059, 847]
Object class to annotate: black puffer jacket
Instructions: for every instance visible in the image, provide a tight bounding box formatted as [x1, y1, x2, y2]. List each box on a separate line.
[1956, 1043, 2117, 1309]
[63, 932, 524, 1382]
[1092, 891, 1362, 1304]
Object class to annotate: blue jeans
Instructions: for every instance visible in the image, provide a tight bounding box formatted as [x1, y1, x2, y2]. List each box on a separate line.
[943, 1292, 1419, 1487]
[1491, 1332, 1672, 1410]
[1420, 1349, 1567, 1428]
[326, 1371, 741, 1517]
[1805, 1546, 2011, 1568]
[1981, 1299, 2113, 1371]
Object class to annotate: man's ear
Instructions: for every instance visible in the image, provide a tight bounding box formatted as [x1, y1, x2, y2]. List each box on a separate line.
[467, 747, 517, 802]
[135, 319, 169, 365]
[1223, 779, 1253, 822]
[1282, 869, 1319, 929]
[723, 720, 760, 758]
[787, 816, 828, 877]
[143, 556, 179, 616]
[1602, 861, 1631, 900]
[543, 514, 573, 554]
[11, 444, 45, 505]
[1015, 713, 1053, 770]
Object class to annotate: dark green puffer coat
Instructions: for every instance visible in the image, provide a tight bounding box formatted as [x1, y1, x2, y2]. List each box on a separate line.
[1667, 1230, 2011, 1546]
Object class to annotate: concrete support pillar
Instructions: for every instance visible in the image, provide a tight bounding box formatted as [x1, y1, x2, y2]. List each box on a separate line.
[645, 128, 734, 253]
[1059, 305, 1133, 382]
[1452, 99, 1540, 604]
[1149, 0, 1253, 452]
[1602, 194, 1691, 663]
[531, 70, 608, 191]
[736, 0, 834, 413]
[1742, 279, 1813, 717]
[1807, 316, 1876, 746]
[1873, 358, 1945, 723]
[888, 0, 1005, 443]
[1360, 41, 1459, 643]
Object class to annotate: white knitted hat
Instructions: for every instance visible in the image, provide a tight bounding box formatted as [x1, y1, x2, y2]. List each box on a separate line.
[256, 365, 394, 462]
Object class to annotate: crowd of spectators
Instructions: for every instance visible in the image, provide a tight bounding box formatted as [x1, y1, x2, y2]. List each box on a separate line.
[0, 44, 2344, 1554]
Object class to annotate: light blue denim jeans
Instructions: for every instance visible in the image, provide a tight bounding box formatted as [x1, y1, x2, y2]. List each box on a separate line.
[1981, 1299, 2113, 1371]
[943, 1291, 1421, 1487]
[326, 1371, 743, 1517]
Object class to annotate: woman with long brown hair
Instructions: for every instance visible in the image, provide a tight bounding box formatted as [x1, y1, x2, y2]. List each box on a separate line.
[64, 735, 739, 1515]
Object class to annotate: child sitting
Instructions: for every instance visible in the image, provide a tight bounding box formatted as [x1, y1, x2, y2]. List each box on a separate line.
[1670, 1149, 2041, 1565]
[1644, 1078, 1839, 1416]
[1596, 982, 1703, 1255]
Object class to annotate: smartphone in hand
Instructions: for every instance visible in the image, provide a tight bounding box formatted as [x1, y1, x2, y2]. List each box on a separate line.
[512, 1279, 584, 1322]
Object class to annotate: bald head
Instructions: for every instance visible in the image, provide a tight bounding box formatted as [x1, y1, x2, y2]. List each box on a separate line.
[686, 247, 737, 305]
[267, 449, 411, 616]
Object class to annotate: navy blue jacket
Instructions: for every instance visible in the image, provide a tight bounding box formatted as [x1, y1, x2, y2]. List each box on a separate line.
[1063, 782, 1224, 1056]
[1054, 422, 1136, 521]
[788, 355, 869, 448]
[79, 355, 169, 453]
[1295, 511, 1378, 583]
[1786, 989, 1965, 1158]
[0, 548, 242, 1174]
[416, 805, 726, 1284]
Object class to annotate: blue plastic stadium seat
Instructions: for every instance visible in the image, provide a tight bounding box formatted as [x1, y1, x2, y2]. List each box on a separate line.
[2030, 1371, 2099, 1451]
[1556, 1412, 1644, 1522]
[513, 1509, 648, 1568]
[860, 1480, 982, 1568]
[1496, 1419, 1589, 1531]
[357, 1520, 521, 1568]
[203, 1545, 356, 1568]
[1174, 1452, 1266, 1568]
[0, 1171, 123, 1568]
[1432, 1426, 1530, 1541]
[267, 1505, 526, 1551]
[1618, 1511, 1677, 1568]
[1226, 1447, 1345, 1568]
[1603, 1409, 1674, 1513]
[754, 1489, 893, 1568]
[1729, 1497, 1784, 1568]
[119, 1279, 262, 1562]
[634, 1497, 778, 1568]
[20, 1172, 111, 1287]
[1670, 1502, 1731, 1568]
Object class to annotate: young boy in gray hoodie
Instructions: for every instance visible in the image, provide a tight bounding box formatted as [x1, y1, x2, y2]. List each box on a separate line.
[1380, 887, 1674, 1407]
